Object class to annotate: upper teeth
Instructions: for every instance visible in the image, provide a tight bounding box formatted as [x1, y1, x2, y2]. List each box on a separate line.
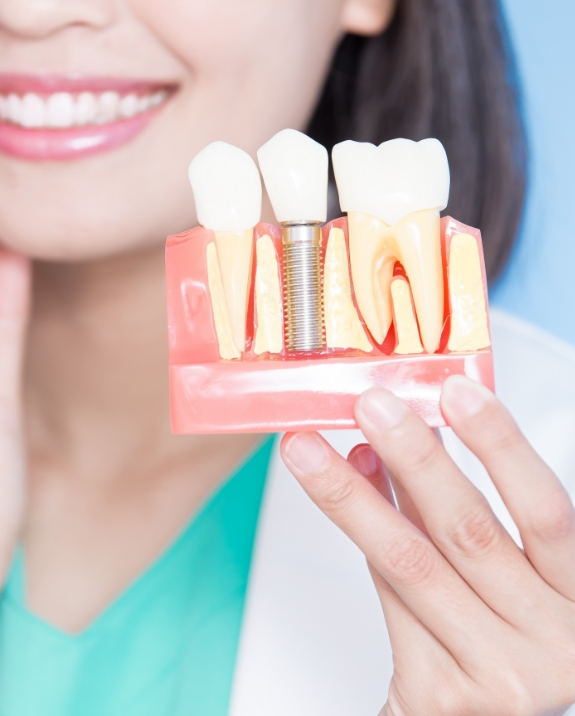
[257, 128, 328, 224]
[0, 90, 168, 129]
[332, 138, 450, 226]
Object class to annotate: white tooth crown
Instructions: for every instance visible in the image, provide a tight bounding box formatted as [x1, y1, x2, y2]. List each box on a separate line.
[189, 142, 262, 233]
[332, 138, 450, 226]
[257, 129, 328, 223]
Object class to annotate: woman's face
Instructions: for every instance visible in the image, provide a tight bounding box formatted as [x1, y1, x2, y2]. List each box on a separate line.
[0, 0, 392, 261]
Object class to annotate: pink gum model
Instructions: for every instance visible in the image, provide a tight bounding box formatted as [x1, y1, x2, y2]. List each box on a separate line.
[165, 216, 494, 433]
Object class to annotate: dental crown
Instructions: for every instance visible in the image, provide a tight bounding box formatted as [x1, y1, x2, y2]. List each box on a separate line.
[332, 138, 450, 226]
[188, 141, 262, 233]
[257, 128, 328, 223]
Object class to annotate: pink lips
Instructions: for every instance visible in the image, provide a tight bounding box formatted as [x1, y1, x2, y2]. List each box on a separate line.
[0, 74, 175, 161]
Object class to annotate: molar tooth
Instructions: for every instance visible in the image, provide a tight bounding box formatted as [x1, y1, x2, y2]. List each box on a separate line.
[0, 96, 8, 120]
[333, 138, 449, 352]
[189, 142, 262, 354]
[21, 93, 46, 128]
[75, 92, 97, 125]
[47, 92, 74, 128]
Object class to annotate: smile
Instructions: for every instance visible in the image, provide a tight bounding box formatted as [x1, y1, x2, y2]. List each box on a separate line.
[0, 75, 175, 161]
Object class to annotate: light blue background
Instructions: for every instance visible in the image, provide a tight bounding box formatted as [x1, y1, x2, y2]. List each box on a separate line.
[491, 0, 575, 345]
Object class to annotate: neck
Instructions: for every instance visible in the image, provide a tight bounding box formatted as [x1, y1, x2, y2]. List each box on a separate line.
[25, 243, 258, 486]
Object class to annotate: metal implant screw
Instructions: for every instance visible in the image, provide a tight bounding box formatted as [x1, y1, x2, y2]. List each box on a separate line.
[282, 222, 325, 353]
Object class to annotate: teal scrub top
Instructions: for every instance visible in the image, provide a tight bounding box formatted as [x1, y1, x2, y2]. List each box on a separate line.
[0, 437, 274, 716]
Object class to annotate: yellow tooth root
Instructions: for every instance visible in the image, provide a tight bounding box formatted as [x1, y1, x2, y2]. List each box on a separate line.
[391, 277, 424, 355]
[206, 242, 241, 360]
[348, 209, 444, 352]
[214, 229, 253, 353]
[323, 228, 373, 352]
[447, 233, 491, 352]
[254, 235, 283, 355]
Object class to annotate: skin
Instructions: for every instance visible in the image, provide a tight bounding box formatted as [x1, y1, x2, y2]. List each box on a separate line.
[0, 0, 573, 713]
[0, 0, 395, 630]
[281, 382, 575, 714]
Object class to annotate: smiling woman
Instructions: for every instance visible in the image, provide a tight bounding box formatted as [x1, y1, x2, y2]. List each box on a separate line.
[0, 0, 571, 715]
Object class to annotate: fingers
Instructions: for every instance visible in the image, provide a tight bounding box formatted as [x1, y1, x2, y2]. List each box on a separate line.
[354, 387, 547, 625]
[442, 375, 575, 602]
[281, 432, 500, 668]
[347, 443, 395, 504]
[0, 251, 31, 582]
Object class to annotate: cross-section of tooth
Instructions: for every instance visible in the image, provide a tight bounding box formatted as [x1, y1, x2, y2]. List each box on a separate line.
[206, 242, 241, 360]
[333, 138, 449, 353]
[189, 142, 262, 353]
[324, 227, 372, 352]
[391, 277, 424, 355]
[254, 235, 283, 355]
[447, 233, 491, 352]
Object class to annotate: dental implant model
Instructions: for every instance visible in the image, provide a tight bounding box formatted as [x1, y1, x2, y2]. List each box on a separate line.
[165, 132, 494, 433]
[258, 129, 327, 353]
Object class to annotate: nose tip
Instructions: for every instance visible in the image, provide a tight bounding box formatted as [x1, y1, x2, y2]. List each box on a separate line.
[0, 0, 114, 40]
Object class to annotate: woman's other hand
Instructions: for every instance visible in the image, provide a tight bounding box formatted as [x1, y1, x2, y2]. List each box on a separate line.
[0, 251, 30, 585]
[280, 376, 575, 716]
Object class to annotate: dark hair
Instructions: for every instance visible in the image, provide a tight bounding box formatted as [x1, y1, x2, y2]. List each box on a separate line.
[307, 0, 527, 283]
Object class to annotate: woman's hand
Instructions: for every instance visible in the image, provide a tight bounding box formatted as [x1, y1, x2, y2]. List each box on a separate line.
[280, 377, 575, 716]
[0, 251, 30, 586]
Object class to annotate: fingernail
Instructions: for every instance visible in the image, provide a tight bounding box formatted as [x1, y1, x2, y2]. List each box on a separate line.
[356, 388, 409, 430]
[348, 444, 378, 476]
[284, 432, 327, 474]
[442, 375, 490, 418]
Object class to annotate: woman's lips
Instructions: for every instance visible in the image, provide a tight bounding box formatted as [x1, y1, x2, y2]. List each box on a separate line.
[0, 74, 176, 161]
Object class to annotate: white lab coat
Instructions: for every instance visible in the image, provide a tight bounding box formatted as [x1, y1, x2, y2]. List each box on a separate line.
[229, 309, 575, 716]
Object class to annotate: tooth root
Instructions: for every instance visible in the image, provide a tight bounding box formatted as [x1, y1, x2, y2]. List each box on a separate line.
[391, 277, 423, 355]
[447, 233, 491, 352]
[254, 234, 283, 355]
[347, 209, 444, 353]
[348, 212, 394, 344]
[214, 229, 253, 352]
[324, 227, 373, 352]
[206, 242, 240, 360]
[393, 210, 444, 354]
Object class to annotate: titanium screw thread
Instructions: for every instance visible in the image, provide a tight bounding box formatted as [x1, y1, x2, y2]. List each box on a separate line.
[282, 223, 325, 352]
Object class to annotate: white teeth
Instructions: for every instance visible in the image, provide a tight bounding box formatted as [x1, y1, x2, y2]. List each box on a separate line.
[7, 94, 22, 124]
[96, 91, 120, 124]
[119, 93, 138, 118]
[257, 128, 328, 223]
[332, 138, 450, 226]
[76, 92, 97, 125]
[21, 93, 46, 128]
[47, 92, 75, 128]
[0, 89, 169, 129]
[189, 142, 262, 233]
